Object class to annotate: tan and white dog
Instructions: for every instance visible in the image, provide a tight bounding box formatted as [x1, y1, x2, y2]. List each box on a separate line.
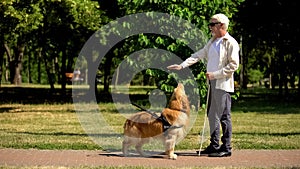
[122, 83, 190, 159]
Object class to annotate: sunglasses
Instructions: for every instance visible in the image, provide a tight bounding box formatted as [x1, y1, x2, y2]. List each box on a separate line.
[208, 22, 221, 27]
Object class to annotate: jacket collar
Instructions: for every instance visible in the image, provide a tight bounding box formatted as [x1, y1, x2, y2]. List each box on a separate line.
[210, 32, 230, 41]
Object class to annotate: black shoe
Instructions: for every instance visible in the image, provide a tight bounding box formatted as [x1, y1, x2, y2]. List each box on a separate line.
[196, 146, 218, 155]
[208, 151, 232, 157]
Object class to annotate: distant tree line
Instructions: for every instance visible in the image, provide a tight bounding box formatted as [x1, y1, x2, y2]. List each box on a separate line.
[234, 0, 299, 96]
[0, 0, 298, 100]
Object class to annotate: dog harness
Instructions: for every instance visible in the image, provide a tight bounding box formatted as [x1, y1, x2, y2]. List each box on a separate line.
[157, 114, 172, 132]
[131, 102, 184, 133]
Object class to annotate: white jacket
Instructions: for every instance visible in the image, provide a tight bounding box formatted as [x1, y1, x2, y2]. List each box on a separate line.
[180, 33, 240, 92]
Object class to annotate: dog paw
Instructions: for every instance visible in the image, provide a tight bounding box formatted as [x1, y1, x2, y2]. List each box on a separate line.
[168, 154, 177, 160]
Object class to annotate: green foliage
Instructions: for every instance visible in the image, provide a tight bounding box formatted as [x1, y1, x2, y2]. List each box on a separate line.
[234, 0, 300, 91]
[0, 0, 105, 85]
[1, 0, 245, 102]
[145, 69, 176, 93]
[248, 69, 264, 84]
[110, 0, 245, 104]
[231, 90, 240, 101]
[68, 0, 105, 31]
[1, 0, 43, 38]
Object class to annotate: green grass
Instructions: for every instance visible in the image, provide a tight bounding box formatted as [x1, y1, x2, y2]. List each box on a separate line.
[0, 103, 299, 150]
[230, 87, 300, 149]
[0, 104, 99, 150]
[0, 87, 299, 169]
[0, 86, 299, 151]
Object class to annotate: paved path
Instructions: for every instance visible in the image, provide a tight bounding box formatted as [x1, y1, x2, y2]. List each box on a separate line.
[1, 149, 300, 168]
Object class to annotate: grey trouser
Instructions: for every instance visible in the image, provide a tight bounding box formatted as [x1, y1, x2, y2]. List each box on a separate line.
[208, 80, 232, 151]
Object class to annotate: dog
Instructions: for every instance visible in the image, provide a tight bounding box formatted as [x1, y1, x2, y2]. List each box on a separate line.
[122, 83, 190, 159]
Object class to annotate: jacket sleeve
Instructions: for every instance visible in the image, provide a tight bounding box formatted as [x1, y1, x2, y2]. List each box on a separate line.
[180, 38, 213, 68]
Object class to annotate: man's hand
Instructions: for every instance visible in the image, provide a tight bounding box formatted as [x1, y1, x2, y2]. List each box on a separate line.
[206, 72, 215, 80]
[167, 64, 183, 70]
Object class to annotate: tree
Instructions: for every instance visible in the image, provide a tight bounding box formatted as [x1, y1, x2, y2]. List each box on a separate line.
[1, 0, 246, 104]
[1, 0, 105, 91]
[0, 0, 43, 85]
[38, 0, 105, 91]
[95, 0, 245, 104]
[234, 0, 300, 95]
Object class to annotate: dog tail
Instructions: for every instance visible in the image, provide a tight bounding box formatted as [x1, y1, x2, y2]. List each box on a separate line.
[124, 119, 137, 131]
[123, 120, 130, 129]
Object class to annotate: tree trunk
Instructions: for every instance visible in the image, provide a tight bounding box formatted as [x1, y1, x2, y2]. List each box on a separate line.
[27, 51, 32, 83]
[54, 56, 60, 84]
[278, 51, 284, 96]
[284, 76, 289, 96]
[114, 66, 119, 89]
[239, 36, 248, 89]
[0, 42, 4, 87]
[61, 49, 67, 92]
[103, 56, 112, 93]
[270, 58, 276, 89]
[3, 44, 11, 83]
[42, 49, 55, 90]
[9, 43, 25, 86]
[298, 71, 300, 96]
[37, 48, 42, 83]
[239, 51, 247, 89]
[13, 60, 22, 86]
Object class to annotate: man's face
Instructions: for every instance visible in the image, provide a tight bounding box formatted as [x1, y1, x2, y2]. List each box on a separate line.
[208, 19, 221, 37]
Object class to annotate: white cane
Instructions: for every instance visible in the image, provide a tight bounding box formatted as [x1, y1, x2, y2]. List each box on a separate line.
[198, 82, 210, 156]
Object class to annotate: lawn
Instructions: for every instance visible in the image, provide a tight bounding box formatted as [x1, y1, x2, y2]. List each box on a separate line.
[0, 86, 299, 151]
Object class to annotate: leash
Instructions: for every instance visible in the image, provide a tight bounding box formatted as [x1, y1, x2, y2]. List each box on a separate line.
[131, 102, 177, 132]
[131, 102, 160, 119]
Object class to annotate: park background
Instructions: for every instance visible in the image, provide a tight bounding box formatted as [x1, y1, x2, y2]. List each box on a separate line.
[0, 0, 300, 163]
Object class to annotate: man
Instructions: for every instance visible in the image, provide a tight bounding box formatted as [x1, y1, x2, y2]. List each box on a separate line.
[167, 13, 239, 157]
